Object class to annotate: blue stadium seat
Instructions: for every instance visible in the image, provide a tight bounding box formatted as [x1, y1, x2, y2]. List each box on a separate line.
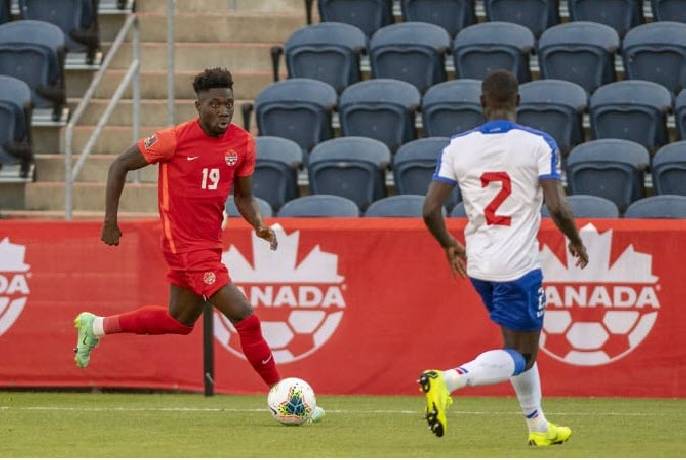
[449, 201, 467, 217]
[252, 136, 303, 212]
[517, 80, 587, 154]
[400, 0, 476, 37]
[542, 195, 620, 217]
[277, 195, 360, 217]
[393, 137, 461, 208]
[676, 89, 686, 139]
[589, 81, 672, 151]
[308, 137, 390, 210]
[483, 0, 560, 38]
[18, 0, 99, 62]
[317, 0, 393, 37]
[568, 0, 643, 37]
[0, 0, 10, 24]
[651, 0, 686, 23]
[365, 195, 425, 217]
[0, 75, 33, 178]
[370, 22, 450, 93]
[339, 79, 421, 152]
[538, 22, 619, 94]
[254, 79, 337, 153]
[652, 142, 686, 196]
[225, 196, 273, 218]
[624, 195, 686, 217]
[0, 20, 66, 119]
[623, 22, 686, 95]
[453, 22, 535, 83]
[567, 139, 649, 212]
[421, 79, 484, 137]
[284, 23, 366, 93]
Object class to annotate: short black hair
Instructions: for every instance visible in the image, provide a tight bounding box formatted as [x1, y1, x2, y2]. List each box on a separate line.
[192, 67, 234, 94]
[481, 69, 518, 106]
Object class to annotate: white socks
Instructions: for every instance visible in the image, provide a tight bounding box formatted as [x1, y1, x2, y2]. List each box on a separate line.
[443, 349, 526, 393]
[510, 363, 549, 433]
[92, 316, 105, 337]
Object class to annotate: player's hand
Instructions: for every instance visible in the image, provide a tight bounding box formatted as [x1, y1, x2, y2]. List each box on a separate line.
[569, 240, 589, 269]
[255, 225, 278, 251]
[444, 238, 467, 279]
[101, 221, 122, 246]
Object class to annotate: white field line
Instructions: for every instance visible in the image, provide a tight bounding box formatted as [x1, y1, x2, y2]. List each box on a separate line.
[0, 406, 654, 416]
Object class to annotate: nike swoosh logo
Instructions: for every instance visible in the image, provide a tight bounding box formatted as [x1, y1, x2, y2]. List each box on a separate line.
[187, 156, 199, 161]
[261, 355, 273, 365]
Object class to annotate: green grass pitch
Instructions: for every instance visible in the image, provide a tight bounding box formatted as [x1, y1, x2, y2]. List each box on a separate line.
[0, 392, 683, 457]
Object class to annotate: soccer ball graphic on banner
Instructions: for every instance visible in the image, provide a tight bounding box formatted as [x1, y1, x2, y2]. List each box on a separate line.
[539, 224, 660, 366]
[267, 377, 317, 425]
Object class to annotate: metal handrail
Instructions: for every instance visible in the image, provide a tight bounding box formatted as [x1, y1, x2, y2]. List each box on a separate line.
[64, 13, 140, 220]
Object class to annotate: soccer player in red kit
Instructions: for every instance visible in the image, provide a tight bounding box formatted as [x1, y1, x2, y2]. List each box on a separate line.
[73, 68, 323, 420]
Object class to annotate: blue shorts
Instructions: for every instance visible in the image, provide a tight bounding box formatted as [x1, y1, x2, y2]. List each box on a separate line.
[470, 269, 545, 331]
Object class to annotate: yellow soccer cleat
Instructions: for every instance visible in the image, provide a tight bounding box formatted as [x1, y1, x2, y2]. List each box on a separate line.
[528, 422, 572, 447]
[418, 370, 453, 438]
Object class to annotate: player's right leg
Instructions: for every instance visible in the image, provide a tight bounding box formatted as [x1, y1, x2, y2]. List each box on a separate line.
[73, 284, 203, 368]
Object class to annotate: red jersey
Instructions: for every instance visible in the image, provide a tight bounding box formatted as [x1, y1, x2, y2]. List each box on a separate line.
[137, 120, 255, 254]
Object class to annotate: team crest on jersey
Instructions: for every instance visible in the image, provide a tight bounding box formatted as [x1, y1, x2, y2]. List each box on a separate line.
[203, 272, 216, 285]
[225, 150, 238, 166]
[143, 134, 158, 150]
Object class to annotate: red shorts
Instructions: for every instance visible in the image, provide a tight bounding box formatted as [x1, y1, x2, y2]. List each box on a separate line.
[163, 248, 230, 298]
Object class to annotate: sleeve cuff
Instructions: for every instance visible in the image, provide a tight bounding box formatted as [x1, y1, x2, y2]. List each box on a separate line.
[432, 175, 458, 185]
[539, 174, 560, 181]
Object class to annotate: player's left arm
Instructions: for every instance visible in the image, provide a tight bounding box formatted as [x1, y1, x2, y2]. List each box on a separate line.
[233, 175, 277, 251]
[423, 181, 467, 278]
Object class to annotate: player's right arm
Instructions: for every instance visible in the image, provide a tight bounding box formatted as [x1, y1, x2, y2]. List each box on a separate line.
[423, 181, 467, 279]
[101, 144, 149, 246]
[541, 180, 589, 269]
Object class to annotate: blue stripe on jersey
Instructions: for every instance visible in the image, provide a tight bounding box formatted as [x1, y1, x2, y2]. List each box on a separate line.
[433, 146, 459, 185]
[432, 174, 458, 185]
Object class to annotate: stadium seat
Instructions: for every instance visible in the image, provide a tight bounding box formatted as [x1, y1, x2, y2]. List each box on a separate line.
[623, 22, 686, 95]
[517, 80, 587, 155]
[567, 139, 650, 212]
[449, 202, 467, 217]
[393, 137, 461, 208]
[18, 0, 100, 63]
[652, 142, 686, 196]
[254, 79, 337, 153]
[421, 79, 484, 137]
[0, 0, 10, 24]
[339, 79, 421, 152]
[276, 195, 360, 217]
[365, 195, 425, 217]
[253, 136, 303, 212]
[676, 89, 686, 139]
[0, 20, 66, 120]
[651, 0, 686, 23]
[542, 195, 620, 217]
[308, 137, 390, 210]
[0, 75, 33, 179]
[453, 22, 535, 83]
[284, 23, 366, 93]
[225, 196, 273, 218]
[369, 22, 450, 93]
[483, 0, 560, 38]
[317, 0, 393, 37]
[589, 81, 672, 151]
[568, 0, 643, 37]
[624, 195, 686, 217]
[400, 0, 476, 37]
[538, 22, 619, 94]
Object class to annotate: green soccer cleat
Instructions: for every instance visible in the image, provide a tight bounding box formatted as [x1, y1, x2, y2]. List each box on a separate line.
[528, 422, 572, 447]
[73, 312, 99, 368]
[309, 406, 325, 424]
[418, 370, 453, 438]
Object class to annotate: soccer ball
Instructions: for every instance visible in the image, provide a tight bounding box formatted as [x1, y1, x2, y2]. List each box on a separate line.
[267, 377, 317, 425]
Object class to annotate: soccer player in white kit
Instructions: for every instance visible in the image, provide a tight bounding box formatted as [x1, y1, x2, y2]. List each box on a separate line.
[419, 70, 589, 446]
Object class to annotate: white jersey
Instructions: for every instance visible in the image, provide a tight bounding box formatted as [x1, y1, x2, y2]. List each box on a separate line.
[434, 120, 561, 282]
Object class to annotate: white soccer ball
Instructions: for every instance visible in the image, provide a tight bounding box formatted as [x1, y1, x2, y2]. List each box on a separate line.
[267, 377, 316, 426]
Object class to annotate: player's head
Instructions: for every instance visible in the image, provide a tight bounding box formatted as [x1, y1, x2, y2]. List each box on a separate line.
[480, 69, 519, 120]
[193, 67, 234, 136]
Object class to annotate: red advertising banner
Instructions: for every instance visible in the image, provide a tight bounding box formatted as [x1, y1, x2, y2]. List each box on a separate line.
[0, 218, 684, 397]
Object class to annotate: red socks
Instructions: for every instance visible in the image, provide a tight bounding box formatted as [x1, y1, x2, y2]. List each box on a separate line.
[235, 314, 281, 387]
[104, 305, 193, 335]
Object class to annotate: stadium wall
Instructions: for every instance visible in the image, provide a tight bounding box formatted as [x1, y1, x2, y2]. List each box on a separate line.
[0, 219, 684, 397]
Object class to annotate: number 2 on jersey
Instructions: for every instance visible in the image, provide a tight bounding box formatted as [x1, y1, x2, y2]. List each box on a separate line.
[201, 168, 220, 190]
[480, 172, 511, 226]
